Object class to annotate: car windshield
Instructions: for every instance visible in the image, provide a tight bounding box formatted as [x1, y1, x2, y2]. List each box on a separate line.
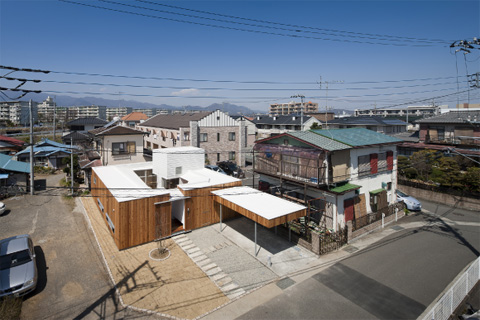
[0, 249, 31, 270]
[397, 190, 408, 197]
[226, 163, 237, 170]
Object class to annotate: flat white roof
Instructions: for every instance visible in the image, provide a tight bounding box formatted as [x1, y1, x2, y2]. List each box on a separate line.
[153, 146, 204, 154]
[212, 186, 306, 220]
[178, 168, 240, 190]
[93, 162, 169, 202]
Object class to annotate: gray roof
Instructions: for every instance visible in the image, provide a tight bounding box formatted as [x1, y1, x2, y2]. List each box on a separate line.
[415, 110, 480, 124]
[312, 128, 402, 147]
[138, 112, 210, 129]
[328, 116, 407, 126]
[287, 131, 351, 151]
[67, 117, 108, 126]
[252, 114, 311, 125]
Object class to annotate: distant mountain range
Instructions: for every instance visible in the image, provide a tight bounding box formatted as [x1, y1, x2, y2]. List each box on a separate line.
[26, 93, 263, 115]
[23, 93, 353, 116]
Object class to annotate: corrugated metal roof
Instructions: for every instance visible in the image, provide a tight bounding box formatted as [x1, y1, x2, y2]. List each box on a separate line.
[0, 154, 30, 173]
[415, 110, 480, 124]
[311, 128, 402, 147]
[329, 183, 361, 194]
[288, 131, 351, 151]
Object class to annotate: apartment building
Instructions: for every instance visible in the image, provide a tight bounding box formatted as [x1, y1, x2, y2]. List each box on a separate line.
[106, 107, 133, 120]
[354, 105, 448, 118]
[137, 110, 248, 166]
[269, 101, 318, 116]
[0, 101, 38, 125]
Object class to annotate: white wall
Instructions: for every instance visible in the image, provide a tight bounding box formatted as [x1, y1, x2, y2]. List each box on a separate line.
[102, 134, 146, 166]
[152, 147, 205, 180]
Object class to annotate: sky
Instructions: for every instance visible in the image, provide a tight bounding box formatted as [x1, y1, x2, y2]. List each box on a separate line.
[0, 0, 479, 112]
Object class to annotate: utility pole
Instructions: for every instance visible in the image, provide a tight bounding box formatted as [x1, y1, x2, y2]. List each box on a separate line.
[29, 100, 34, 195]
[53, 96, 57, 140]
[71, 137, 74, 196]
[318, 77, 343, 128]
[291, 94, 305, 131]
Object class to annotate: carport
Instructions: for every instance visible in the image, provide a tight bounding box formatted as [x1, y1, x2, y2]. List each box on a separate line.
[212, 186, 307, 256]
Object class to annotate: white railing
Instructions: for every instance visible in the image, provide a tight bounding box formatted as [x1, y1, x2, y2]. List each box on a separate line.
[420, 256, 480, 320]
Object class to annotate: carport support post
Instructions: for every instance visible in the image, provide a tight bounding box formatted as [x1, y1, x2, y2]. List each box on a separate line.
[254, 221, 257, 256]
[219, 204, 222, 232]
[395, 207, 398, 222]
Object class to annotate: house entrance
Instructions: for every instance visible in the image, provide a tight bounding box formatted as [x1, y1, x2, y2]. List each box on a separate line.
[154, 199, 186, 239]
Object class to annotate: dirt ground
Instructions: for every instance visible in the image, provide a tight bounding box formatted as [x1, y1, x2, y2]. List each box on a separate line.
[81, 197, 229, 319]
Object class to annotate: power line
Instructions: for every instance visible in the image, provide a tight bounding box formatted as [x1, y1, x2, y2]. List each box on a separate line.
[136, 0, 452, 44]
[59, 0, 445, 47]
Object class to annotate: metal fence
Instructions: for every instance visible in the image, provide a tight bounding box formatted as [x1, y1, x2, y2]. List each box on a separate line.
[421, 256, 480, 320]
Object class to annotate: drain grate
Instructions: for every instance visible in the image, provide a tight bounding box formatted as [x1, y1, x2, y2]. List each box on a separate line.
[343, 245, 359, 253]
[276, 277, 295, 290]
[390, 225, 405, 231]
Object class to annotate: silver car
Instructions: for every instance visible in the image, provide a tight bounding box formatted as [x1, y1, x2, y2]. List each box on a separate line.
[0, 234, 37, 298]
[396, 190, 422, 211]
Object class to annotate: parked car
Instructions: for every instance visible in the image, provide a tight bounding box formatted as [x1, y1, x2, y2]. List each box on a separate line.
[0, 234, 37, 298]
[396, 190, 422, 211]
[205, 165, 226, 175]
[217, 161, 245, 178]
[0, 202, 5, 215]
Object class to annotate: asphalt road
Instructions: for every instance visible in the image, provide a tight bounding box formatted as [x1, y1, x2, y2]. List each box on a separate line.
[238, 200, 480, 320]
[0, 173, 159, 320]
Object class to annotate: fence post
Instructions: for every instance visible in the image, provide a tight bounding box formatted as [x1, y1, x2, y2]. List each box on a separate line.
[382, 213, 385, 228]
[395, 207, 398, 222]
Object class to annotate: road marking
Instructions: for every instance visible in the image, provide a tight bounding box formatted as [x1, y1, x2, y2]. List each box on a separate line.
[29, 209, 39, 234]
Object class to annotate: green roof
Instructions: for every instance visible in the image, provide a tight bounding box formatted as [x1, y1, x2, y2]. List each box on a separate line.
[311, 128, 402, 147]
[370, 188, 385, 195]
[288, 131, 351, 152]
[329, 183, 361, 194]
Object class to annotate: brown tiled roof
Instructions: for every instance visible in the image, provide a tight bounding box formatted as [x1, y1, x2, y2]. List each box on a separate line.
[138, 112, 211, 130]
[121, 112, 149, 121]
[0, 135, 26, 147]
[90, 125, 146, 136]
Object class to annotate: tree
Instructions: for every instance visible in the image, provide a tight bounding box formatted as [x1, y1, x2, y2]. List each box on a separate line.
[408, 150, 441, 181]
[462, 167, 480, 193]
[430, 157, 461, 188]
[62, 154, 81, 181]
[310, 122, 321, 130]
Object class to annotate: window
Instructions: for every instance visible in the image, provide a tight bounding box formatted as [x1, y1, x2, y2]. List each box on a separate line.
[229, 151, 235, 161]
[200, 133, 208, 142]
[228, 132, 236, 141]
[175, 166, 182, 175]
[378, 152, 387, 172]
[112, 142, 135, 155]
[183, 132, 190, 141]
[358, 155, 370, 177]
[93, 177, 96, 185]
[217, 133, 220, 142]
[217, 153, 220, 161]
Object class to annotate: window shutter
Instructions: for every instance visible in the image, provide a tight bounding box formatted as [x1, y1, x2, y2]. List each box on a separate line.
[387, 151, 393, 171]
[127, 141, 136, 154]
[370, 153, 378, 174]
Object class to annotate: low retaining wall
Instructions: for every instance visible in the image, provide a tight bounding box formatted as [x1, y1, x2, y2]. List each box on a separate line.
[398, 184, 480, 211]
[347, 206, 406, 241]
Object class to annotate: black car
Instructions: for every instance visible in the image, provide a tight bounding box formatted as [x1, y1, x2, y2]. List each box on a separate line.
[217, 161, 245, 178]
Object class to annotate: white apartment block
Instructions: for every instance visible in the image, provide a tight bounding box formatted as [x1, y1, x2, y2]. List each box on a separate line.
[269, 101, 319, 116]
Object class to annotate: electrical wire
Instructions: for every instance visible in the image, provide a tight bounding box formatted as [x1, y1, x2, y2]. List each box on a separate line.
[135, 0, 453, 44]
[59, 0, 445, 47]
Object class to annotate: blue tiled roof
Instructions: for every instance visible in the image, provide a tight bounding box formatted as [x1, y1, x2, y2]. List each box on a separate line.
[16, 146, 72, 157]
[0, 154, 30, 173]
[311, 128, 402, 147]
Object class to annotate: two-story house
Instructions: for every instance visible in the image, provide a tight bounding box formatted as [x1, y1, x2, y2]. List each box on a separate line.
[137, 110, 248, 166]
[416, 110, 480, 146]
[90, 125, 148, 166]
[251, 114, 319, 140]
[121, 111, 149, 127]
[254, 128, 401, 232]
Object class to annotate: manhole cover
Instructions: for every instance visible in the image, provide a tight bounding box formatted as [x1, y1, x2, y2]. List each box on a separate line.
[149, 248, 171, 261]
[343, 245, 359, 253]
[390, 226, 405, 231]
[276, 277, 295, 290]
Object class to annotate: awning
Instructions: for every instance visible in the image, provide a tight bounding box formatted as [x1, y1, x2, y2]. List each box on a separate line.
[212, 186, 307, 229]
[370, 188, 386, 195]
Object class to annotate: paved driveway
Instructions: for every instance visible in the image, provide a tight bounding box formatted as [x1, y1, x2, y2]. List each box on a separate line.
[0, 173, 158, 319]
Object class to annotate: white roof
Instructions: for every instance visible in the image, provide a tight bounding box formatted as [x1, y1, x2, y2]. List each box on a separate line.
[153, 146, 204, 154]
[212, 186, 306, 220]
[178, 168, 240, 190]
[93, 162, 169, 202]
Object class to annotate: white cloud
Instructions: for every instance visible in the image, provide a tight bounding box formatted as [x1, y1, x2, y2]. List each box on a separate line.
[171, 88, 200, 96]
